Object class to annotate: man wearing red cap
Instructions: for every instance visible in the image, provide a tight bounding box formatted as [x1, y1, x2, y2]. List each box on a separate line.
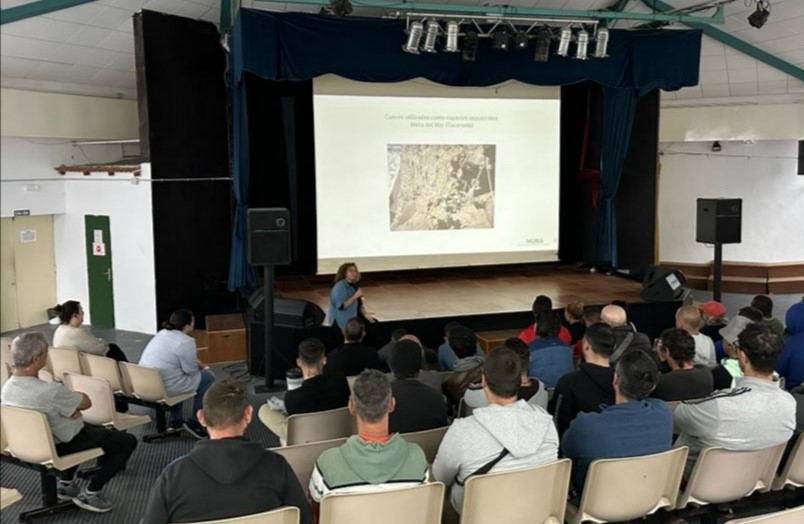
[699, 300, 727, 344]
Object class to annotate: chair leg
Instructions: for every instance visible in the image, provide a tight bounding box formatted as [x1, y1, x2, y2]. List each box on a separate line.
[142, 405, 182, 443]
[19, 473, 78, 523]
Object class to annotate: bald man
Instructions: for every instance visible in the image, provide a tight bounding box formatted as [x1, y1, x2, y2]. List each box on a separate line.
[675, 305, 716, 368]
[601, 305, 652, 363]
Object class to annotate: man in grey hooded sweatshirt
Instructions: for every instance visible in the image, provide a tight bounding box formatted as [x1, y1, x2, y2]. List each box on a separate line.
[432, 346, 559, 517]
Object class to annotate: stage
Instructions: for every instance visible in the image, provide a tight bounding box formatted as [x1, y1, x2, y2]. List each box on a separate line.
[276, 264, 647, 322]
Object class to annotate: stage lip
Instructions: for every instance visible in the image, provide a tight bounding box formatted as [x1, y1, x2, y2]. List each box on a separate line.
[317, 251, 559, 274]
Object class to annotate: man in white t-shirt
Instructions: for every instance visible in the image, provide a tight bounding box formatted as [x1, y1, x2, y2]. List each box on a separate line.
[676, 305, 716, 368]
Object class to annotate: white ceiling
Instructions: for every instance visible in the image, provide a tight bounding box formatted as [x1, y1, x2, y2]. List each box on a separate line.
[0, 0, 802, 104]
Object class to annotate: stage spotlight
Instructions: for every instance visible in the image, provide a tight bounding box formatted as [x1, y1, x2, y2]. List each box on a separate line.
[421, 21, 439, 53]
[492, 31, 511, 51]
[575, 29, 589, 60]
[402, 22, 424, 54]
[594, 28, 609, 58]
[747, 1, 770, 29]
[462, 31, 479, 62]
[557, 27, 572, 56]
[445, 21, 460, 52]
[533, 32, 550, 62]
[513, 31, 529, 49]
[329, 0, 352, 16]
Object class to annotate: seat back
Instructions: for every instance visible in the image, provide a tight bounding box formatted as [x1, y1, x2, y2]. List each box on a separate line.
[774, 433, 804, 490]
[63, 372, 115, 426]
[0, 337, 12, 364]
[0, 361, 10, 388]
[725, 505, 804, 524]
[0, 405, 57, 464]
[273, 437, 348, 490]
[48, 347, 83, 381]
[80, 353, 125, 393]
[400, 426, 449, 464]
[319, 482, 444, 524]
[456, 398, 473, 418]
[461, 459, 571, 524]
[119, 362, 168, 402]
[679, 444, 786, 508]
[181, 506, 300, 524]
[346, 375, 357, 392]
[577, 447, 688, 522]
[285, 407, 354, 446]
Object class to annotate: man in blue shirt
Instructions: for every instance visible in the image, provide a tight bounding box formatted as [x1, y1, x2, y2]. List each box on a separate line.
[562, 349, 672, 492]
[528, 311, 572, 388]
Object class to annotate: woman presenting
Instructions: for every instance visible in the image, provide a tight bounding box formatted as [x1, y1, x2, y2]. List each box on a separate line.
[328, 262, 375, 333]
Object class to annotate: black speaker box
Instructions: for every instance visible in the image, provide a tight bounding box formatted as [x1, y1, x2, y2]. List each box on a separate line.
[248, 208, 291, 265]
[696, 198, 742, 244]
[798, 140, 803, 175]
[248, 288, 325, 328]
[640, 265, 687, 302]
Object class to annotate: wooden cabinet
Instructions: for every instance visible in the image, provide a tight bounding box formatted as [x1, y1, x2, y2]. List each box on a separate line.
[206, 313, 246, 363]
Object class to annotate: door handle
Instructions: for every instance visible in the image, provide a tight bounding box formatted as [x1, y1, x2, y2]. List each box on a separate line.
[104, 268, 112, 282]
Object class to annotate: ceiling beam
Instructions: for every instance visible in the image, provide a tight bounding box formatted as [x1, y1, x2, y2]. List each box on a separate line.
[641, 0, 804, 82]
[254, 0, 725, 25]
[0, 0, 99, 25]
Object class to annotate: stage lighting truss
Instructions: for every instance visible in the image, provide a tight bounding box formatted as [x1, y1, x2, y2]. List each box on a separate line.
[400, 14, 610, 62]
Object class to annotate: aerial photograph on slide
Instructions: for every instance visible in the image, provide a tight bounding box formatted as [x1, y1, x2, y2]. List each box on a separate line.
[387, 144, 496, 231]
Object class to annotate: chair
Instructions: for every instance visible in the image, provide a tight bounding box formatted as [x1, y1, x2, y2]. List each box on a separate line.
[1, 487, 22, 510]
[47, 346, 83, 382]
[119, 362, 195, 442]
[38, 369, 55, 383]
[725, 505, 804, 524]
[273, 437, 348, 490]
[773, 433, 804, 490]
[566, 447, 689, 524]
[456, 398, 474, 418]
[461, 459, 571, 524]
[181, 506, 300, 524]
[63, 372, 150, 432]
[0, 360, 10, 388]
[0, 336, 12, 364]
[676, 443, 786, 510]
[400, 426, 449, 464]
[80, 352, 130, 395]
[318, 482, 444, 524]
[346, 375, 357, 392]
[0, 405, 104, 522]
[285, 407, 355, 447]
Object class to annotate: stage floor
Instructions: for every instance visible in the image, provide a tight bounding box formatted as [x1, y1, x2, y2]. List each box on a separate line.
[276, 265, 646, 321]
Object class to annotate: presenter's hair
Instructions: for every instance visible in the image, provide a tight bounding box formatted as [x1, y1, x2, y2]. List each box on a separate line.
[334, 262, 358, 282]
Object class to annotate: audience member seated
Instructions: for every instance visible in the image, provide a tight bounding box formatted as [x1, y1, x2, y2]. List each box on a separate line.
[527, 311, 572, 388]
[550, 323, 616, 437]
[437, 322, 484, 371]
[752, 294, 785, 338]
[611, 300, 638, 332]
[309, 370, 428, 508]
[792, 384, 804, 431]
[652, 328, 714, 401]
[141, 380, 311, 524]
[387, 340, 448, 434]
[464, 337, 548, 411]
[389, 335, 442, 391]
[377, 328, 407, 367]
[564, 301, 586, 346]
[675, 323, 796, 474]
[324, 317, 381, 378]
[442, 326, 485, 405]
[776, 300, 804, 390]
[715, 306, 763, 362]
[675, 305, 716, 368]
[432, 347, 558, 518]
[562, 349, 672, 493]
[601, 304, 652, 362]
[518, 295, 572, 345]
[711, 315, 754, 390]
[259, 338, 350, 441]
[52, 300, 128, 362]
[139, 309, 214, 439]
[2, 333, 137, 513]
[698, 300, 727, 344]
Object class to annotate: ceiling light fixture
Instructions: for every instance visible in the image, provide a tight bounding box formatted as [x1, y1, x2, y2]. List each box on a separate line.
[533, 32, 551, 62]
[513, 31, 529, 49]
[445, 21, 460, 52]
[402, 22, 424, 54]
[421, 21, 440, 53]
[491, 31, 511, 51]
[557, 27, 572, 57]
[594, 28, 609, 58]
[329, 0, 352, 17]
[575, 29, 589, 60]
[747, 1, 771, 29]
[462, 31, 480, 62]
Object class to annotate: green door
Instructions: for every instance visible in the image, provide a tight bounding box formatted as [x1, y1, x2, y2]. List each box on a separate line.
[84, 215, 115, 328]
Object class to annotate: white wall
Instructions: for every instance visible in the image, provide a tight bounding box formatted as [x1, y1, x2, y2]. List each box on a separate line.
[658, 140, 804, 263]
[660, 103, 804, 142]
[54, 163, 156, 334]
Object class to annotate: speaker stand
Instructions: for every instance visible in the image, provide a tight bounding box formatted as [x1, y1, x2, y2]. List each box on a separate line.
[253, 264, 277, 395]
[713, 242, 723, 302]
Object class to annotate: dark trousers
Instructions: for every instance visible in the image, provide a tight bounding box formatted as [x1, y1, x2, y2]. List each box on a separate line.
[55, 425, 137, 492]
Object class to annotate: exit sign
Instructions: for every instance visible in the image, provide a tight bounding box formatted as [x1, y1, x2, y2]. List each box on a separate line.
[13, 209, 30, 216]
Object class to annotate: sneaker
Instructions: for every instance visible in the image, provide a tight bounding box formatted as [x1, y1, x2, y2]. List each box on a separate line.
[73, 489, 113, 513]
[57, 481, 80, 502]
[182, 419, 208, 440]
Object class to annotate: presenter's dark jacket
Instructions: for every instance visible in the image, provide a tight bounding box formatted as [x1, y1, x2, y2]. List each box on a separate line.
[141, 437, 311, 524]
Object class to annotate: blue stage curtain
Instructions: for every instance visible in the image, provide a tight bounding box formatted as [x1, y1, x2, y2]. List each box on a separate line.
[598, 87, 638, 268]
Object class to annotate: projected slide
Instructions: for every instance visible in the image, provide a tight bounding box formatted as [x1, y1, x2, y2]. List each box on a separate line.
[314, 77, 560, 273]
[388, 144, 495, 231]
